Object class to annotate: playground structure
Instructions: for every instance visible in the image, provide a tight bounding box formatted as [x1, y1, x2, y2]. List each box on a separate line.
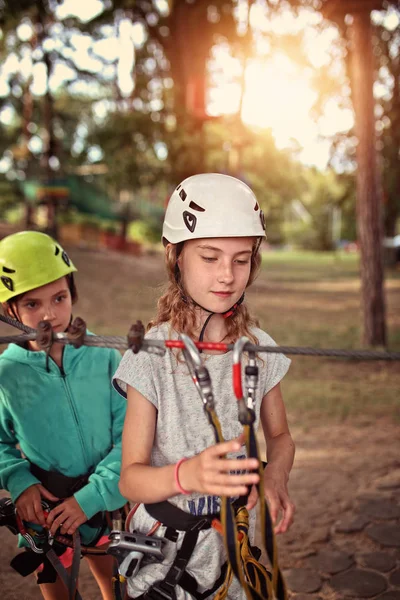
[14, 175, 164, 254]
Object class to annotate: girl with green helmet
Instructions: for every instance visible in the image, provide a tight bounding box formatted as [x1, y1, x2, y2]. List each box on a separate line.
[0, 231, 127, 600]
[112, 174, 295, 599]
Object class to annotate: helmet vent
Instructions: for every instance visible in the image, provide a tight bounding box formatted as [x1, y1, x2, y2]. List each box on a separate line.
[2, 266, 15, 273]
[62, 251, 71, 267]
[254, 202, 259, 211]
[55, 246, 60, 256]
[183, 211, 197, 233]
[1, 276, 14, 292]
[260, 210, 266, 230]
[189, 201, 205, 212]
[179, 189, 187, 201]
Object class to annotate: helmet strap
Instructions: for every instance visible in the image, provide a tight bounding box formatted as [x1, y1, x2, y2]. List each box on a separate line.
[194, 293, 245, 351]
[199, 313, 214, 344]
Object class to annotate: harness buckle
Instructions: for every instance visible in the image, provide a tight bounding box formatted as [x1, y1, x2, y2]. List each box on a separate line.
[146, 580, 176, 600]
[169, 556, 187, 582]
[190, 518, 210, 532]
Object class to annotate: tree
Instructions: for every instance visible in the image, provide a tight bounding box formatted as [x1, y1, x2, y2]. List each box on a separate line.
[275, 0, 396, 346]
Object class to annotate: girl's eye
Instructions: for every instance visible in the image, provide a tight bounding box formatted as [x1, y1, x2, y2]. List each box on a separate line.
[235, 259, 250, 265]
[201, 256, 217, 263]
[25, 301, 37, 309]
[55, 295, 66, 303]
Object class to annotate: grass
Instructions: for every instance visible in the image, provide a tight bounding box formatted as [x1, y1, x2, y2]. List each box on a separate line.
[253, 250, 400, 423]
[1, 246, 399, 423]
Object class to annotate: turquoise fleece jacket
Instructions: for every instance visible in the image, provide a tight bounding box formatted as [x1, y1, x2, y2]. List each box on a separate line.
[0, 341, 127, 520]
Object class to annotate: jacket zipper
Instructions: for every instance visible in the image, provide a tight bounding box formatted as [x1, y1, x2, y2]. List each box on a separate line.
[55, 358, 90, 472]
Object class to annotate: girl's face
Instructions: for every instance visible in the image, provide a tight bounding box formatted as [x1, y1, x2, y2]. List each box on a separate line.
[13, 276, 73, 332]
[178, 237, 254, 313]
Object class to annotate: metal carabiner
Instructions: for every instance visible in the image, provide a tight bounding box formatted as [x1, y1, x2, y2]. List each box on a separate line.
[245, 349, 258, 412]
[232, 337, 254, 425]
[180, 334, 215, 415]
[15, 512, 45, 554]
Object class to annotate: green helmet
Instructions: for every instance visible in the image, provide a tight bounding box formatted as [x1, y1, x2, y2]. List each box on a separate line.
[0, 231, 77, 303]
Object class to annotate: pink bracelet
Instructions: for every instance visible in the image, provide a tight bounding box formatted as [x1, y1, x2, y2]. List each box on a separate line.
[174, 457, 190, 495]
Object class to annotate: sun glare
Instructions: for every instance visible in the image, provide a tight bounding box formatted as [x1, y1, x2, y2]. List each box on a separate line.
[242, 54, 317, 144]
[208, 44, 353, 169]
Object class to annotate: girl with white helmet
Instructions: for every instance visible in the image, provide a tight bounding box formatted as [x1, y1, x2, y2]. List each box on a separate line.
[0, 231, 127, 600]
[113, 174, 295, 599]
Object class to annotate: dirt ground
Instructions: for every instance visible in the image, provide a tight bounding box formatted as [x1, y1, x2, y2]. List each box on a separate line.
[0, 246, 399, 599]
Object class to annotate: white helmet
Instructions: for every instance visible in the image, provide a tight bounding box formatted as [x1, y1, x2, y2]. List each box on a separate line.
[162, 173, 266, 244]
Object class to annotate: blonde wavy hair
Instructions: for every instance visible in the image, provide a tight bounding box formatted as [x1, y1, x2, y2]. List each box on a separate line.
[148, 239, 262, 345]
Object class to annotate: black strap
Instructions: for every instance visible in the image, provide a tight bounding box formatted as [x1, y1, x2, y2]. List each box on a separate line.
[29, 462, 106, 530]
[10, 541, 66, 582]
[144, 501, 216, 532]
[133, 530, 199, 599]
[178, 561, 229, 600]
[29, 462, 90, 498]
[137, 501, 240, 600]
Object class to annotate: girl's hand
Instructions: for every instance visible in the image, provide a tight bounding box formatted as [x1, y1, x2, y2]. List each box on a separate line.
[263, 466, 295, 534]
[245, 484, 259, 511]
[46, 497, 87, 536]
[179, 438, 259, 497]
[15, 484, 59, 527]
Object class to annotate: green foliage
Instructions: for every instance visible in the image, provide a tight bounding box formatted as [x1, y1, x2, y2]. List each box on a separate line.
[128, 218, 162, 244]
[0, 178, 23, 218]
[280, 168, 355, 250]
[0, 0, 395, 249]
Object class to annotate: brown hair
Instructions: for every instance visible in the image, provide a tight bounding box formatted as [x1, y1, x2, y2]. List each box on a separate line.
[148, 240, 262, 344]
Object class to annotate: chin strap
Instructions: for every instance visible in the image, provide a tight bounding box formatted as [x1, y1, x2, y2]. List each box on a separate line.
[196, 293, 245, 348]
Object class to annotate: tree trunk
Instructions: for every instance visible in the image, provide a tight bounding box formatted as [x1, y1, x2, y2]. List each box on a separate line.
[37, 2, 58, 239]
[350, 11, 386, 347]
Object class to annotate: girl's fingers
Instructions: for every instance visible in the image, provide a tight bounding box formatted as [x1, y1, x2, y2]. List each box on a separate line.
[26, 504, 38, 524]
[37, 484, 59, 502]
[65, 517, 82, 536]
[210, 472, 259, 487]
[33, 499, 45, 526]
[275, 501, 295, 534]
[234, 432, 246, 446]
[209, 439, 245, 458]
[46, 505, 64, 528]
[17, 506, 27, 521]
[202, 473, 259, 497]
[265, 495, 279, 524]
[215, 458, 259, 473]
[60, 516, 75, 535]
[50, 512, 66, 536]
[246, 485, 259, 511]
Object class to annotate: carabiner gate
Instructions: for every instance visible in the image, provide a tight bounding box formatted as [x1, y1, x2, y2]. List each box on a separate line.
[232, 337, 255, 426]
[180, 334, 215, 412]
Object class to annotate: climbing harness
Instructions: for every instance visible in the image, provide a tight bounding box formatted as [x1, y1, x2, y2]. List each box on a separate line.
[0, 495, 130, 599]
[0, 496, 87, 599]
